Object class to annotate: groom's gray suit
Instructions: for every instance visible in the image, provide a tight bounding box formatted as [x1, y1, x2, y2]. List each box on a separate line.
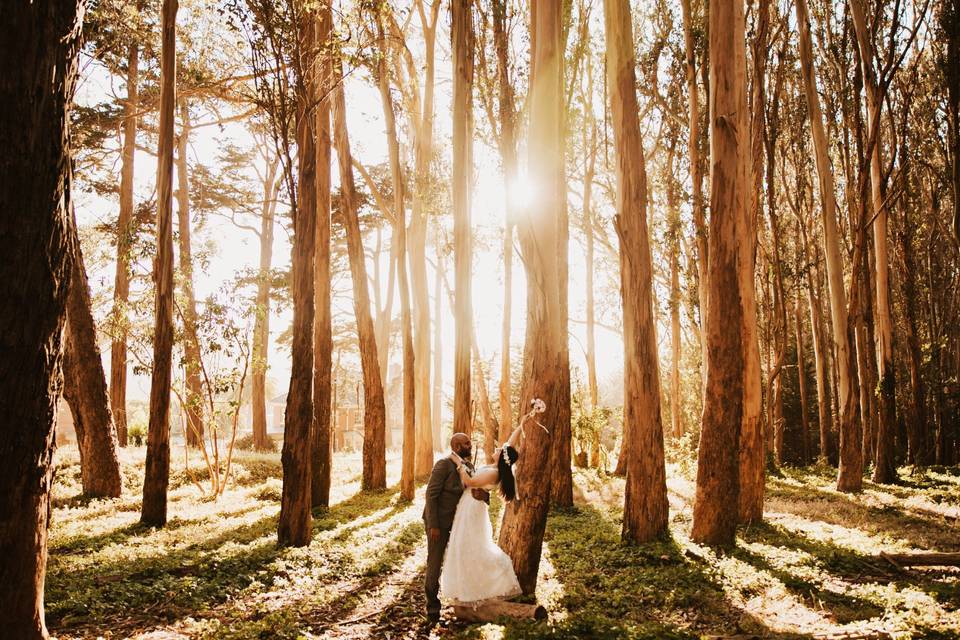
[422, 457, 472, 618]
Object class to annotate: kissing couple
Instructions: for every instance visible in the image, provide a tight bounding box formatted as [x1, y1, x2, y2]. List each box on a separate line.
[421, 399, 548, 623]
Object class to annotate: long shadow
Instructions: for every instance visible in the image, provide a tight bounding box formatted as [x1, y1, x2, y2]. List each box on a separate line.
[526, 504, 788, 639]
[46, 486, 409, 635]
[766, 479, 960, 551]
[50, 514, 205, 557]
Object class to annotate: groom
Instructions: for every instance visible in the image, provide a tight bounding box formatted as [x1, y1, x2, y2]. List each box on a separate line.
[422, 432, 489, 623]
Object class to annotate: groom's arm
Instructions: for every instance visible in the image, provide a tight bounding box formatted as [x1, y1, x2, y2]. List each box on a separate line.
[424, 459, 450, 534]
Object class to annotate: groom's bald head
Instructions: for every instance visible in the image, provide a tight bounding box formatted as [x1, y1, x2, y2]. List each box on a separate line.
[450, 433, 471, 458]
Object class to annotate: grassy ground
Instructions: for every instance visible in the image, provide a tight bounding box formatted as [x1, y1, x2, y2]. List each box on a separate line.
[47, 445, 959, 639]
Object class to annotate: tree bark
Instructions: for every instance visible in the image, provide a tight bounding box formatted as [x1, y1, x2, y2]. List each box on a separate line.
[795, 0, 861, 492]
[174, 99, 204, 448]
[690, 0, 749, 547]
[603, 0, 668, 543]
[897, 209, 927, 466]
[278, 14, 317, 547]
[63, 213, 123, 499]
[433, 248, 443, 442]
[452, 0, 474, 440]
[667, 141, 683, 441]
[110, 35, 140, 448]
[332, 59, 387, 491]
[738, 0, 768, 525]
[311, 1, 334, 508]
[849, 0, 897, 484]
[0, 5, 81, 636]
[141, 0, 179, 527]
[795, 292, 812, 464]
[498, 0, 565, 593]
[252, 155, 278, 452]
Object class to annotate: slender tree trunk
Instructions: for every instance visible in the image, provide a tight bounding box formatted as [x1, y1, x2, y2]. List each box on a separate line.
[373, 8, 415, 500]
[897, 211, 927, 466]
[498, 0, 565, 592]
[433, 249, 443, 439]
[666, 141, 683, 441]
[174, 99, 204, 448]
[279, 14, 317, 547]
[795, 293, 812, 464]
[63, 213, 123, 498]
[584, 119, 602, 461]
[252, 157, 278, 452]
[738, 0, 768, 525]
[452, 0, 474, 440]
[141, 0, 179, 527]
[493, 0, 516, 446]
[849, 0, 897, 484]
[603, 0, 668, 542]
[311, 1, 334, 508]
[0, 4, 82, 634]
[795, 0, 861, 492]
[680, 0, 708, 366]
[111, 36, 140, 448]
[691, 0, 749, 547]
[332, 59, 387, 491]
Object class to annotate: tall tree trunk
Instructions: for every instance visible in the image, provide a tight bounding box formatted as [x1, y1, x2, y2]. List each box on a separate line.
[332, 59, 387, 491]
[680, 0, 708, 366]
[452, 0, 474, 439]
[738, 0, 768, 525]
[252, 157, 278, 452]
[409, 2, 442, 476]
[141, 0, 179, 527]
[897, 210, 927, 465]
[433, 248, 443, 440]
[63, 213, 123, 499]
[278, 14, 317, 547]
[795, 0, 862, 492]
[311, 1, 334, 507]
[493, 0, 516, 446]
[690, 0, 749, 547]
[849, 0, 897, 484]
[111, 35, 140, 448]
[584, 119, 602, 461]
[373, 8, 415, 501]
[174, 99, 204, 448]
[943, 1, 960, 246]
[603, 0, 668, 542]
[0, 4, 82, 634]
[666, 140, 683, 441]
[498, 0, 565, 592]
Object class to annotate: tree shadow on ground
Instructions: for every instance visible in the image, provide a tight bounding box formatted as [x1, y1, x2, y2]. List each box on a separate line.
[766, 478, 960, 551]
[46, 485, 410, 637]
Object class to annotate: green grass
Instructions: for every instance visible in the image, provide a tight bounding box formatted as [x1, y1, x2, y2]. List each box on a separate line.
[46, 446, 960, 639]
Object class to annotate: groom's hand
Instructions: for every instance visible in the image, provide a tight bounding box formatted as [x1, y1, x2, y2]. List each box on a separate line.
[471, 488, 490, 504]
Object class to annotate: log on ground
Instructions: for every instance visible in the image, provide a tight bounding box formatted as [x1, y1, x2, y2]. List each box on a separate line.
[878, 552, 960, 567]
[452, 599, 547, 622]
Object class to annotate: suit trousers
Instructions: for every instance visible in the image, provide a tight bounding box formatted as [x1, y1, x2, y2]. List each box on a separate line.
[424, 525, 451, 616]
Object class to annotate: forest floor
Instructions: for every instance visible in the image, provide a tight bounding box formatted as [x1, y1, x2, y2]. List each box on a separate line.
[47, 444, 959, 640]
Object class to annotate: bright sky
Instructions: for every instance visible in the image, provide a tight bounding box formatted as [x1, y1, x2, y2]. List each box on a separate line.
[73, 7, 628, 417]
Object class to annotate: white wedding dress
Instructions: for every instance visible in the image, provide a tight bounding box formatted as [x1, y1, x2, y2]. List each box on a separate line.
[439, 466, 522, 605]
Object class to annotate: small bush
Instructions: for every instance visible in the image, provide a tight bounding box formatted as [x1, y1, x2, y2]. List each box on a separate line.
[128, 422, 146, 446]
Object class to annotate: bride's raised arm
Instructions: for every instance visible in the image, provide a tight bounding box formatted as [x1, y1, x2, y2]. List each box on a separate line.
[450, 453, 499, 487]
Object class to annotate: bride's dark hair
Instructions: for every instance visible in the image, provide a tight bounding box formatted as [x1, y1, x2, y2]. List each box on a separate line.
[497, 445, 520, 502]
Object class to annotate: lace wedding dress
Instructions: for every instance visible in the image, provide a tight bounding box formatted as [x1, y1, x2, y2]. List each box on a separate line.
[439, 467, 522, 605]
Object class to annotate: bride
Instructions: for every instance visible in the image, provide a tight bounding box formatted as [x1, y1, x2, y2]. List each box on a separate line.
[439, 400, 546, 605]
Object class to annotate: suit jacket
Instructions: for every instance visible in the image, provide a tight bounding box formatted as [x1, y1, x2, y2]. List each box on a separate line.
[422, 457, 472, 531]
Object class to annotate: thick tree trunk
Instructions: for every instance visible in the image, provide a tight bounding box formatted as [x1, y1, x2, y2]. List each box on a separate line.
[111, 37, 140, 448]
[849, 0, 897, 484]
[795, 0, 861, 492]
[333, 60, 387, 491]
[141, 0, 179, 527]
[278, 15, 317, 547]
[452, 0, 474, 440]
[498, 0, 565, 593]
[174, 100, 204, 448]
[0, 5, 81, 635]
[603, 0, 668, 543]
[63, 213, 123, 499]
[311, 1, 334, 508]
[738, 0, 768, 525]
[252, 158, 278, 452]
[690, 0, 749, 547]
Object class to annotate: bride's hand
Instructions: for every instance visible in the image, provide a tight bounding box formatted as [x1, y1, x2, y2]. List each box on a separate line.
[449, 452, 464, 466]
